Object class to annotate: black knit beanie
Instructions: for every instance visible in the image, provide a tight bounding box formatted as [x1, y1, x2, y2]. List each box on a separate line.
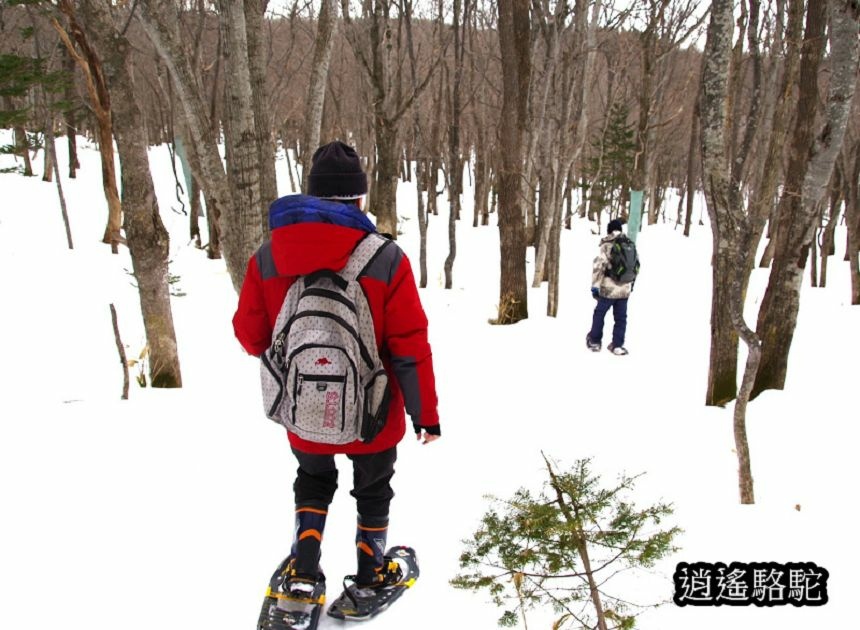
[607, 219, 624, 234]
[307, 141, 368, 198]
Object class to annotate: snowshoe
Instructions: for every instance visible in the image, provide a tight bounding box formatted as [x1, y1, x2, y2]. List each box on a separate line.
[326, 546, 419, 621]
[258, 556, 325, 630]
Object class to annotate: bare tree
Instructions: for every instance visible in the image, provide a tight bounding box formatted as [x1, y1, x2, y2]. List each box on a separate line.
[818, 165, 843, 287]
[78, 0, 183, 387]
[136, 0, 248, 291]
[845, 136, 860, 304]
[52, 0, 122, 252]
[25, 8, 73, 249]
[219, 0, 266, 249]
[244, 0, 278, 211]
[753, 0, 859, 398]
[699, 0, 756, 503]
[340, 0, 440, 237]
[443, 0, 471, 289]
[704, 0, 803, 406]
[300, 0, 338, 191]
[494, 0, 530, 324]
[402, 0, 430, 289]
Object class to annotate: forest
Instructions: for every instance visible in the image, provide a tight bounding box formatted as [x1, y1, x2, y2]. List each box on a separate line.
[2, 0, 859, 506]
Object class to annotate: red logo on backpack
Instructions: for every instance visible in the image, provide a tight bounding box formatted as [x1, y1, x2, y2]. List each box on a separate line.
[323, 391, 339, 428]
[316, 357, 332, 366]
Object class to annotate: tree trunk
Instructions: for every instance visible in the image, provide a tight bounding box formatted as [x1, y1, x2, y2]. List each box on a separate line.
[636, 2, 660, 223]
[243, 0, 277, 214]
[3, 104, 34, 176]
[683, 95, 698, 238]
[45, 111, 73, 249]
[473, 142, 489, 227]
[732, 0, 763, 190]
[444, 0, 468, 290]
[546, 187, 563, 317]
[706, 0, 803, 405]
[81, 0, 183, 388]
[52, 4, 123, 252]
[700, 0, 738, 408]
[545, 459, 609, 630]
[219, 0, 266, 264]
[416, 159, 429, 288]
[845, 140, 860, 304]
[137, 0, 239, 288]
[700, 0, 756, 503]
[175, 113, 221, 258]
[341, 0, 438, 240]
[300, 0, 338, 192]
[403, 0, 429, 286]
[753, 0, 859, 398]
[190, 174, 203, 248]
[62, 45, 79, 179]
[818, 170, 842, 287]
[18, 127, 33, 176]
[42, 133, 53, 183]
[494, 0, 530, 324]
[373, 119, 400, 236]
[530, 3, 569, 290]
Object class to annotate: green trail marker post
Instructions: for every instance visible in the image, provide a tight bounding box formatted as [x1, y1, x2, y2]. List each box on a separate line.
[627, 189, 643, 244]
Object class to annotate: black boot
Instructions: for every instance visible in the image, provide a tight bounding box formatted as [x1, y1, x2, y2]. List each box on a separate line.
[355, 515, 399, 587]
[290, 506, 327, 579]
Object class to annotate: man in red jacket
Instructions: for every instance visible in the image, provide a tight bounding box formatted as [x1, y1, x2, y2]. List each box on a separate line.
[233, 141, 440, 602]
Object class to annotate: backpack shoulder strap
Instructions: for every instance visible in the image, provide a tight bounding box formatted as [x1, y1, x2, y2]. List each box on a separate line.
[342, 232, 391, 281]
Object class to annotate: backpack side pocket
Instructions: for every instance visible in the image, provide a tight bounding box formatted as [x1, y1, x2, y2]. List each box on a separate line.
[261, 348, 287, 423]
[360, 369, 390, 443]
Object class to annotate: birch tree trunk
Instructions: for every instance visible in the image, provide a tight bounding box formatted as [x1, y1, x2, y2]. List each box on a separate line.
[753, 0, 860, 398]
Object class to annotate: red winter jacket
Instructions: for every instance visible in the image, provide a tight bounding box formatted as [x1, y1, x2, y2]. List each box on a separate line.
[232, 196, 439, 455]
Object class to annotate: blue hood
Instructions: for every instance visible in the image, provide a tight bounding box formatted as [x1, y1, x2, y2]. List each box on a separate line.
[268, 194, 377, 233]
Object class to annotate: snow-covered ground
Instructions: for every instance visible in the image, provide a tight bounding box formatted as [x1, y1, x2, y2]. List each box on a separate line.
[1, 134, 856, 629]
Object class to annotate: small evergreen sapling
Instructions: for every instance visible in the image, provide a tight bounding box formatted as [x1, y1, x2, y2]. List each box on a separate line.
[452, 456, 681, 629]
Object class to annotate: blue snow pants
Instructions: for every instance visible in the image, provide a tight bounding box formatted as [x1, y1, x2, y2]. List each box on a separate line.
[589, 296, 628, 348]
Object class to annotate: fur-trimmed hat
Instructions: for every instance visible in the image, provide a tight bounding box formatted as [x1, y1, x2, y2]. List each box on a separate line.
[307, 141, 368, 199]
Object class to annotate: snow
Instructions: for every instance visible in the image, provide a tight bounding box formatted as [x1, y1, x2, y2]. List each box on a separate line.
[1, 134, 857, 630]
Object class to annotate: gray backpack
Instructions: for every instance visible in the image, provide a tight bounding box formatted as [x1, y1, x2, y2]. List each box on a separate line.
[260, 233, 391, 444]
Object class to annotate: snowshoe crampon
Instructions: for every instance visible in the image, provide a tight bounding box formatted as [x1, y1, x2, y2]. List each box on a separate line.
[258, 557, 325, 630]
[327, 546, 419, 621]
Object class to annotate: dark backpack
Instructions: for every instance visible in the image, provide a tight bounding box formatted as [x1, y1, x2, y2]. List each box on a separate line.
[607, 235, 640, 283]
